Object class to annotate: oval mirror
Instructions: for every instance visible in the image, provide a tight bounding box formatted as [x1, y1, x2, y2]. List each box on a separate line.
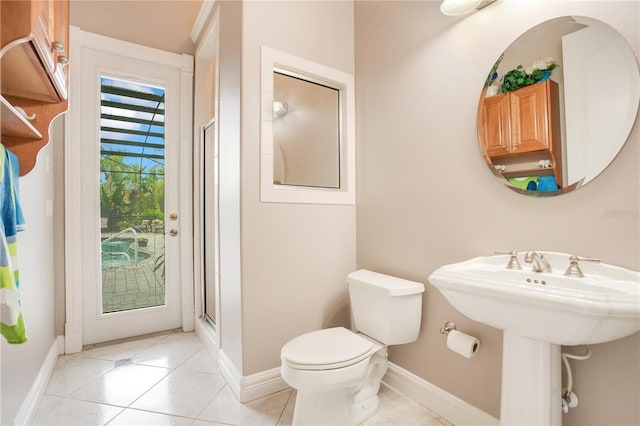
[477, 16, 640, 196]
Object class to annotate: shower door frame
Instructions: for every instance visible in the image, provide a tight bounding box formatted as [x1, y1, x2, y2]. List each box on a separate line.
[200, 118, 220, 328]
[192, 7, 222, 353]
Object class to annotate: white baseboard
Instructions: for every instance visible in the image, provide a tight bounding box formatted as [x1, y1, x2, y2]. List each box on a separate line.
[218, 349, 289, 403]
[202, 337, 495, 424]
[13, 338, 59, 425]
[194, 322, 289, 404]
[383, 362, 499, 426]
[218, 349, 242, 397]
[238, 365, 289, 403]
[194, 318, 217, 357]
[56, 335, 65, 355]
[64, 321, 82, 354]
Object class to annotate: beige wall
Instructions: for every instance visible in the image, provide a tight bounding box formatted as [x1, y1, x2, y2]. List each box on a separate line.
[216, 0, 245, 372]
[355, 1, 639, 424]
[1, 118, 62, 424]
[240, 1, 356, 374]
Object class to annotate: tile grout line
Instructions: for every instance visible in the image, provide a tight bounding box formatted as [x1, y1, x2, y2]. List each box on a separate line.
[192, 383, 230, 423]
[275, 388, 295, 426]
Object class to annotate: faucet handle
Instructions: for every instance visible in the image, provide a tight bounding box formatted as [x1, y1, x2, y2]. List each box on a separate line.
[495, 250, 522, 270]
[564, 255, 601, 278]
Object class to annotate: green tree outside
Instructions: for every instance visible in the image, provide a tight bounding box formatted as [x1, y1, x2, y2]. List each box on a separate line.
[100, 155, 165, 232]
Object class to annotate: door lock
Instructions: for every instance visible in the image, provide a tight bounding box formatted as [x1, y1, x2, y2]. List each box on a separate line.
[169, 229, 178, 237]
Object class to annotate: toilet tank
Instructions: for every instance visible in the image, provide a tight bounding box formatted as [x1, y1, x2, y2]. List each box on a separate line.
[347, 270, 425, 345]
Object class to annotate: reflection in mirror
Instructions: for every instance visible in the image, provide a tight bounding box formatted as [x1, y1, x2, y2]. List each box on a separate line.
[273, 70, 340, 189]
[260, 46, 355, 205]
[477, 16, 640, 196]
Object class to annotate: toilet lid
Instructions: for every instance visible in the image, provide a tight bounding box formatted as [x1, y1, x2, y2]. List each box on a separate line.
[281, 327, 376, 370]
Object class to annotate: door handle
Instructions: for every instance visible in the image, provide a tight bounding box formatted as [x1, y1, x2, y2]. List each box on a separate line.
[169, 229, 178, 237]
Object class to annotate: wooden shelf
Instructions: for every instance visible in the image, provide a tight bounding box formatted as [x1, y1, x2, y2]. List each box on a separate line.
[1, 0, 69, 175]
[499, 167, 555, 178]
[1, 95, 43, 139]
[1, 94, 67, 175]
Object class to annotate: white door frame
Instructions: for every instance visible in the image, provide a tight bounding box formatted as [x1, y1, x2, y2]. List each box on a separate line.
[64, 27, 194, 353]
[192, 8, 222, 352]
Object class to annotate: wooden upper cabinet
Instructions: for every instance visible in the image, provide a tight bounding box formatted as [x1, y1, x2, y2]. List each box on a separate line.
[479, 80, 559, 158]
[478, 80, 563, 187]
[1, 0, 69, 175]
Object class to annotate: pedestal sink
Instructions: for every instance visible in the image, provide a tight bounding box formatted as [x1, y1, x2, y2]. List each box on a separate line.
[428, 251, 640, 425]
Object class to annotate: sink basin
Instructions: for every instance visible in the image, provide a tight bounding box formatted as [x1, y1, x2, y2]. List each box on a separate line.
[428, 251, 640, 345]
[429, 252, 640, 425]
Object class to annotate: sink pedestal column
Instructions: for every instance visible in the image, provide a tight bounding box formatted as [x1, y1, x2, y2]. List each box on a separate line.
[501, 331, 562, 425]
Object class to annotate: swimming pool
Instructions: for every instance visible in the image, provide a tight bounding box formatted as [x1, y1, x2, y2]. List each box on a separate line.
[101, 237, 151, 269]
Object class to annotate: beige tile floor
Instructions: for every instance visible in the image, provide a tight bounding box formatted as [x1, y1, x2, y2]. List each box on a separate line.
[32, 331, 451, 426]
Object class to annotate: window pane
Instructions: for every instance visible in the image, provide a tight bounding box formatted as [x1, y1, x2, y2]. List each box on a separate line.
[99, 76, 167, 314]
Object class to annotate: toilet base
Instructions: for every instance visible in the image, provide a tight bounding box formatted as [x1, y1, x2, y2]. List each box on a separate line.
[292, 389, 380, 426]
[290, 350, 388, 426]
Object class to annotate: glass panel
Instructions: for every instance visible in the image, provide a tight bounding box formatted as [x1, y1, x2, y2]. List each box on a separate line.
[272, 71, 340, 189]
[203, 121, 216, 325]
[99, 76, 166, 314]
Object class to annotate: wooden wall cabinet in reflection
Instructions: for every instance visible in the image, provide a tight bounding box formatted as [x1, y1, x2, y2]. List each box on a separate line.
[478, 80, 562, 187]
[1, 0, 69, 175]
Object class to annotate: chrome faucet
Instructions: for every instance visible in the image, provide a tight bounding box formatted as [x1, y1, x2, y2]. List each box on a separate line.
[524, 251, 552, 273]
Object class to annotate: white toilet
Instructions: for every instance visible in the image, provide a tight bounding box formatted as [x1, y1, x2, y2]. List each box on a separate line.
[280, 269, 425, 426]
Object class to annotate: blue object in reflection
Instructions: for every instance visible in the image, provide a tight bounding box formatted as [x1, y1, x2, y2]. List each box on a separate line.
[508, 177, 538, 190]
[538, 70, 552, 82]
[538, 176, 559, 192]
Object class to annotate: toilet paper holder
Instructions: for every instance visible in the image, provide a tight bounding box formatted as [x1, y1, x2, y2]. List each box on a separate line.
[440, 321, 481, 359]
[440, 321, 456, 335]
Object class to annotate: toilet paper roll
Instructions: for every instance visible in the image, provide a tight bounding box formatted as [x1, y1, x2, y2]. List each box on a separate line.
[447, 329, 480, 359]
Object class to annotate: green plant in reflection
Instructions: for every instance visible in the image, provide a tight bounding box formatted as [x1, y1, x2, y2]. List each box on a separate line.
[501, 58, 557, 93]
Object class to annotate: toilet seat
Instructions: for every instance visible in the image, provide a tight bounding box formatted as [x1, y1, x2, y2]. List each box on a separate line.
[281, 327, 379, 371]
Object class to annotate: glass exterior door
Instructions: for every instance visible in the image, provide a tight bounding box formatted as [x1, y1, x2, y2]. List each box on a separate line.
[75, 42, 186, 345]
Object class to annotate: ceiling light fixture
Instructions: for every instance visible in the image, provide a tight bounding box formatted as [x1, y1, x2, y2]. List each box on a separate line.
[440, 0, 496, 16]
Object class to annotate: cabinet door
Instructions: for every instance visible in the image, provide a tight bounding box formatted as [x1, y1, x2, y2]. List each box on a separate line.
[2, 0, 68, 101]
[34, 0, 68, 100]
[479, 93, 511, 157]
[32, 0, 56, 74]
[49, 0, 69, 99]
[509, 82, 550, 154]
